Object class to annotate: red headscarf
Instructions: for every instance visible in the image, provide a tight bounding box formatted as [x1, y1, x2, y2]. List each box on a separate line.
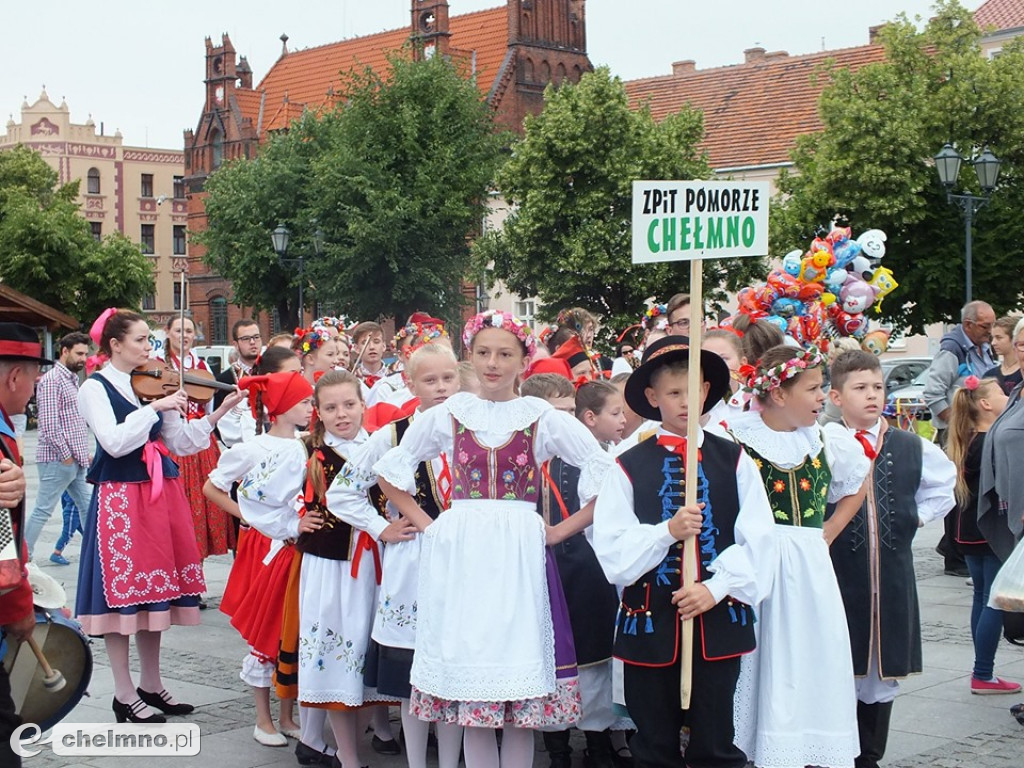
[238, 372, 313, 421]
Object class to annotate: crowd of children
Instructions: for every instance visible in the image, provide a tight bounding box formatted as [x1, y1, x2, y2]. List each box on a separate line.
[64, 298, 989, 768]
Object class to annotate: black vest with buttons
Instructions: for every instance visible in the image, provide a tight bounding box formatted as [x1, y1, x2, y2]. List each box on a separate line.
[614, 433, 756, 666]
[827, 426, 924, 677]
[392, 416, 446, 521]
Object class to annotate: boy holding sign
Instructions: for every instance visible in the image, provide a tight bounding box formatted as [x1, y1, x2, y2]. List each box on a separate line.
[593, 336, 775, 768]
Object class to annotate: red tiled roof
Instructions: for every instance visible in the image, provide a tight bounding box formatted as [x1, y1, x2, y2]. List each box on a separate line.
[974, 0, 1024, 30]
[232, 89, 261, 126]
[244, 6, 508, 135]
[625, 45, 887, 170]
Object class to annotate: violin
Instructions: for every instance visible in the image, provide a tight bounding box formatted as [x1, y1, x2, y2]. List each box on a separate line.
[130, 360, 237, 403]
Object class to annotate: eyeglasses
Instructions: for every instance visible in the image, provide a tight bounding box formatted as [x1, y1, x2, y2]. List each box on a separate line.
[667, 318, 691, 330]
[235, 334, 262, 343]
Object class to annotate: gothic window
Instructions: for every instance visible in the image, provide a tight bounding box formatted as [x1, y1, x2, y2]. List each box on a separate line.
[523, 58, 535, 82]
[556, 63, 567, 84]
[87, 168, 100, 194]
[211, 129, 223, 169]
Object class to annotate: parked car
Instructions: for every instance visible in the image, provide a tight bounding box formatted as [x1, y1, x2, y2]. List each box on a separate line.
[884, 367, 930, 419]
[192, 345, 235, 377]
[880, 357, 931, 396]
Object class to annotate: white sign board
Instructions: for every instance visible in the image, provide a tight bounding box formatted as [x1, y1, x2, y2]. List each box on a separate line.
[632, 180, 770, 263]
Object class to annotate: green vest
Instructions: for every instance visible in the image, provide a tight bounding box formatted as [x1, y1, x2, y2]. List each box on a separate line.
[741, 443, 832, 529]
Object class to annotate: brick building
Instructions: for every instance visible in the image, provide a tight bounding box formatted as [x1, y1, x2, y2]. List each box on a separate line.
[184, 0, 591, 344]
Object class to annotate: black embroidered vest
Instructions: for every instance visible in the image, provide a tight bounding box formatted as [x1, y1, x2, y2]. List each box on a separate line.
[393, 417, 445, 521]
[614, 433, 755, 666]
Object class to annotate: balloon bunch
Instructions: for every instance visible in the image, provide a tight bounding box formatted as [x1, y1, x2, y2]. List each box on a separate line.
[731, 226, 898, 353]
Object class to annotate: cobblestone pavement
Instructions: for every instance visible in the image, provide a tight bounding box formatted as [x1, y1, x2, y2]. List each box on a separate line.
[13, 431, 1024, 766]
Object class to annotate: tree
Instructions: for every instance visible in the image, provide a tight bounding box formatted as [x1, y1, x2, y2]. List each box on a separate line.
[197, 118, 329, 330]
[475, 66, 764, 339]
[771, 0, 1024, 332]
[0, 145, 154, 323]
[310, 53, 506, 324]
[198, 53, 505, 328]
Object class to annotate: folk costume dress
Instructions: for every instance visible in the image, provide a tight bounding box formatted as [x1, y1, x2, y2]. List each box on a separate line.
[215, 433, 299, 686]
[329, 411, 452, 700]
[720, 411, 869, 768]
[822, 419, 954, 703]
[157, 349, 234, 558]
[241, 429, 390, 709]
[373, 392, 612, 728]
[75, 365, 213, 636]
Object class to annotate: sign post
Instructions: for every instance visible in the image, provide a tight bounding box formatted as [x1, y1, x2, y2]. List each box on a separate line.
[631, 179, 769, 708]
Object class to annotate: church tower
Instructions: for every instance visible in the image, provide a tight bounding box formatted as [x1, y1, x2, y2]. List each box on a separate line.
[411, 0, 452, 60]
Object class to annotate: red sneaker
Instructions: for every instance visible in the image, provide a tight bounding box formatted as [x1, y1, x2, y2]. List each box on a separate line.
[971, 677, 1022, 695]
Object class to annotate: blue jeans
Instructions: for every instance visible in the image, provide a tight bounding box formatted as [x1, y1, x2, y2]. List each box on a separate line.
[23, 461, 93, 559]
[965, 552, 1004, 680]
[54, 492, 83, 552]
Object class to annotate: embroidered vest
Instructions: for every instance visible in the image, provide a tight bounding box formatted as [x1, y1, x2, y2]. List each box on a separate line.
[450, 416, 540, 503]
[295, 441, 386, 560]
[615, 433, 755, 665]
[393, 417, 446, 520]
[740, 440, 832, 528]
[86, 373, 178, 484]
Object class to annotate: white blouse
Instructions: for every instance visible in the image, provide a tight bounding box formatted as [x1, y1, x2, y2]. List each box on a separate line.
[78, 365, 214, 459]
[821, 419, 955, 525]
[208, 432, 296, 492]
[373, 392, 612, 504]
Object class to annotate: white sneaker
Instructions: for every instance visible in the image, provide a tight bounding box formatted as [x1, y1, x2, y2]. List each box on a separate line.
[253, 726, 288, 747]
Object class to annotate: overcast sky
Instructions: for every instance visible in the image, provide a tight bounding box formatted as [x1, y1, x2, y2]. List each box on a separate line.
[3, 0, 961, 149]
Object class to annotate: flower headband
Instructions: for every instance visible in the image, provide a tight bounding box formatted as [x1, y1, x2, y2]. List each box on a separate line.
[747, 345, 825, 398]
[394, 321, 448, 348]
[641, 304, 669, 331]
[462, 310, 537, 357]
[295, 326, 332, 355]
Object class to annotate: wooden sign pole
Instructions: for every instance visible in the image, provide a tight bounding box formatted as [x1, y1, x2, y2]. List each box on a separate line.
[680, 257, 703, 709]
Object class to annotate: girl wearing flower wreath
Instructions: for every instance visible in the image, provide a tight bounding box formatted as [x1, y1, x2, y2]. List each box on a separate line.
[714, 344, 870, 768]
[373, 310, 612, 768]
[293, 326, 340, 385]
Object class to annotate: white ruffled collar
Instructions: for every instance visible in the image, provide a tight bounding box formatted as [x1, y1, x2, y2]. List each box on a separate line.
[723, 411, 823, 468]
[446, 392, 551, 433]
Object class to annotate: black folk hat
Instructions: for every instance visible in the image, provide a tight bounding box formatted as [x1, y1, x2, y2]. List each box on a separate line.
[0, 322, 53, 365]
[623, 334, 730, 421]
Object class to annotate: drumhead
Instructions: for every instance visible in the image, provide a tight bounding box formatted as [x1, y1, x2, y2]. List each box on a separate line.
[3, 612, 92, 732]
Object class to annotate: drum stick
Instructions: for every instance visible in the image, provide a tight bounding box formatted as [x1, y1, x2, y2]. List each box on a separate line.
[352, 336, 371, 371]
[25, 636, 66, 692]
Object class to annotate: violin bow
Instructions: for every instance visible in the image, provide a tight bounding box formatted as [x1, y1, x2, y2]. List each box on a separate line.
[177, 269, 186, 394]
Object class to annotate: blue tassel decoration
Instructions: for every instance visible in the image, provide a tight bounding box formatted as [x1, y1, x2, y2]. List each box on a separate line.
[645, 615, 654, 634]
[740, 607, 748, 627]
[728, 605, 738, 624]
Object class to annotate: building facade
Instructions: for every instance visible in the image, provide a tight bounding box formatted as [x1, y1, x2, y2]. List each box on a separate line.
[0, 91, 187, 328]
[184, 0, 591, 341]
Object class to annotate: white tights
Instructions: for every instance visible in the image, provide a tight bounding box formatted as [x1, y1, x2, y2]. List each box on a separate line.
[463, 725, 535, 768]
[400, 701, 464, 768]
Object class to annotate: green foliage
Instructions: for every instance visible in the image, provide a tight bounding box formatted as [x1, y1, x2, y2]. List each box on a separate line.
[476, 66, 764, 340]
[772, 0, 1024, 332]
[0, 145, 153, 324]
[198, 53, 505, 328]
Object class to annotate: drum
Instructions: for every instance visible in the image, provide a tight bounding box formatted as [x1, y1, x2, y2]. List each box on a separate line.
[3, 609, 92, 732]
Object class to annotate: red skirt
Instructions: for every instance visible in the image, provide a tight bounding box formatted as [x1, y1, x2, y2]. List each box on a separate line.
[220, 526, 271, 619]
[231, 541, 296, 661]
[173, 434, 235, 559]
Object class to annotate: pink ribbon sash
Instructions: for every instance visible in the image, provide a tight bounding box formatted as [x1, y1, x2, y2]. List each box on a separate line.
[142, 439, 170, 503]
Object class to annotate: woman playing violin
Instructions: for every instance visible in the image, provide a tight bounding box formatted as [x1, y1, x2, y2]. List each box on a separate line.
[157, 316, 236, 565]
[75, 309, 246, 724]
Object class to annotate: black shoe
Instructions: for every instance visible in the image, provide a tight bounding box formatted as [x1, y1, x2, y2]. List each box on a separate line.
[295, 740, 333, 766]
[198, 597, 209, 610]
[611, 747, 633, 768]
[945, 565, 971, 577]
[137, 687, 195, 716]
[372, 734, 401, 755]
[112, 696, 166, 724]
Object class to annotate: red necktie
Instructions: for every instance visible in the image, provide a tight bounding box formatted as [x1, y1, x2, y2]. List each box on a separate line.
[854, 430, 878, 460]
[656, 435, 702, 464]
[437, 454, 453, 508]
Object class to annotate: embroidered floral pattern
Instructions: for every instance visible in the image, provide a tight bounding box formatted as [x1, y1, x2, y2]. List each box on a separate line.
[409, 679, 581, 728]
[450, 418, 540, 503]
[299, 622, 365, 675]
[378, 593, 417, 630]
[751, 446, 832, 528]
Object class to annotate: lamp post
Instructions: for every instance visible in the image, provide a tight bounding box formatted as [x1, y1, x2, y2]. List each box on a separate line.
[271, 224, 324, 328]
[934, 144, 1002, 305]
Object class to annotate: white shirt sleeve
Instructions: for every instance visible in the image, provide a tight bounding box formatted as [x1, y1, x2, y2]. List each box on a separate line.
[373, 404, 452, 494]
[822, 426, 871, 503]
[327, 427, 393, 541]
[592, 461, 678, 587]
[237, 440, 306, 541]
[208, 441, 258, 492]
[159, 410, 215, 456]
[703, 451, 778, 606]
[78, 377, 160, 458]
[916, 437, 957, 525]
[535, 409, 613, 504]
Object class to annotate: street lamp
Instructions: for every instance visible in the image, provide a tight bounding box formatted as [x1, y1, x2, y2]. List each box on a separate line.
[934, 144, 1002, 304]
[271, 224, 324, 328]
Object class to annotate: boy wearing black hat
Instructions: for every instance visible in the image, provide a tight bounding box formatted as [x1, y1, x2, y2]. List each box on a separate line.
[593, 335, 775, 768]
